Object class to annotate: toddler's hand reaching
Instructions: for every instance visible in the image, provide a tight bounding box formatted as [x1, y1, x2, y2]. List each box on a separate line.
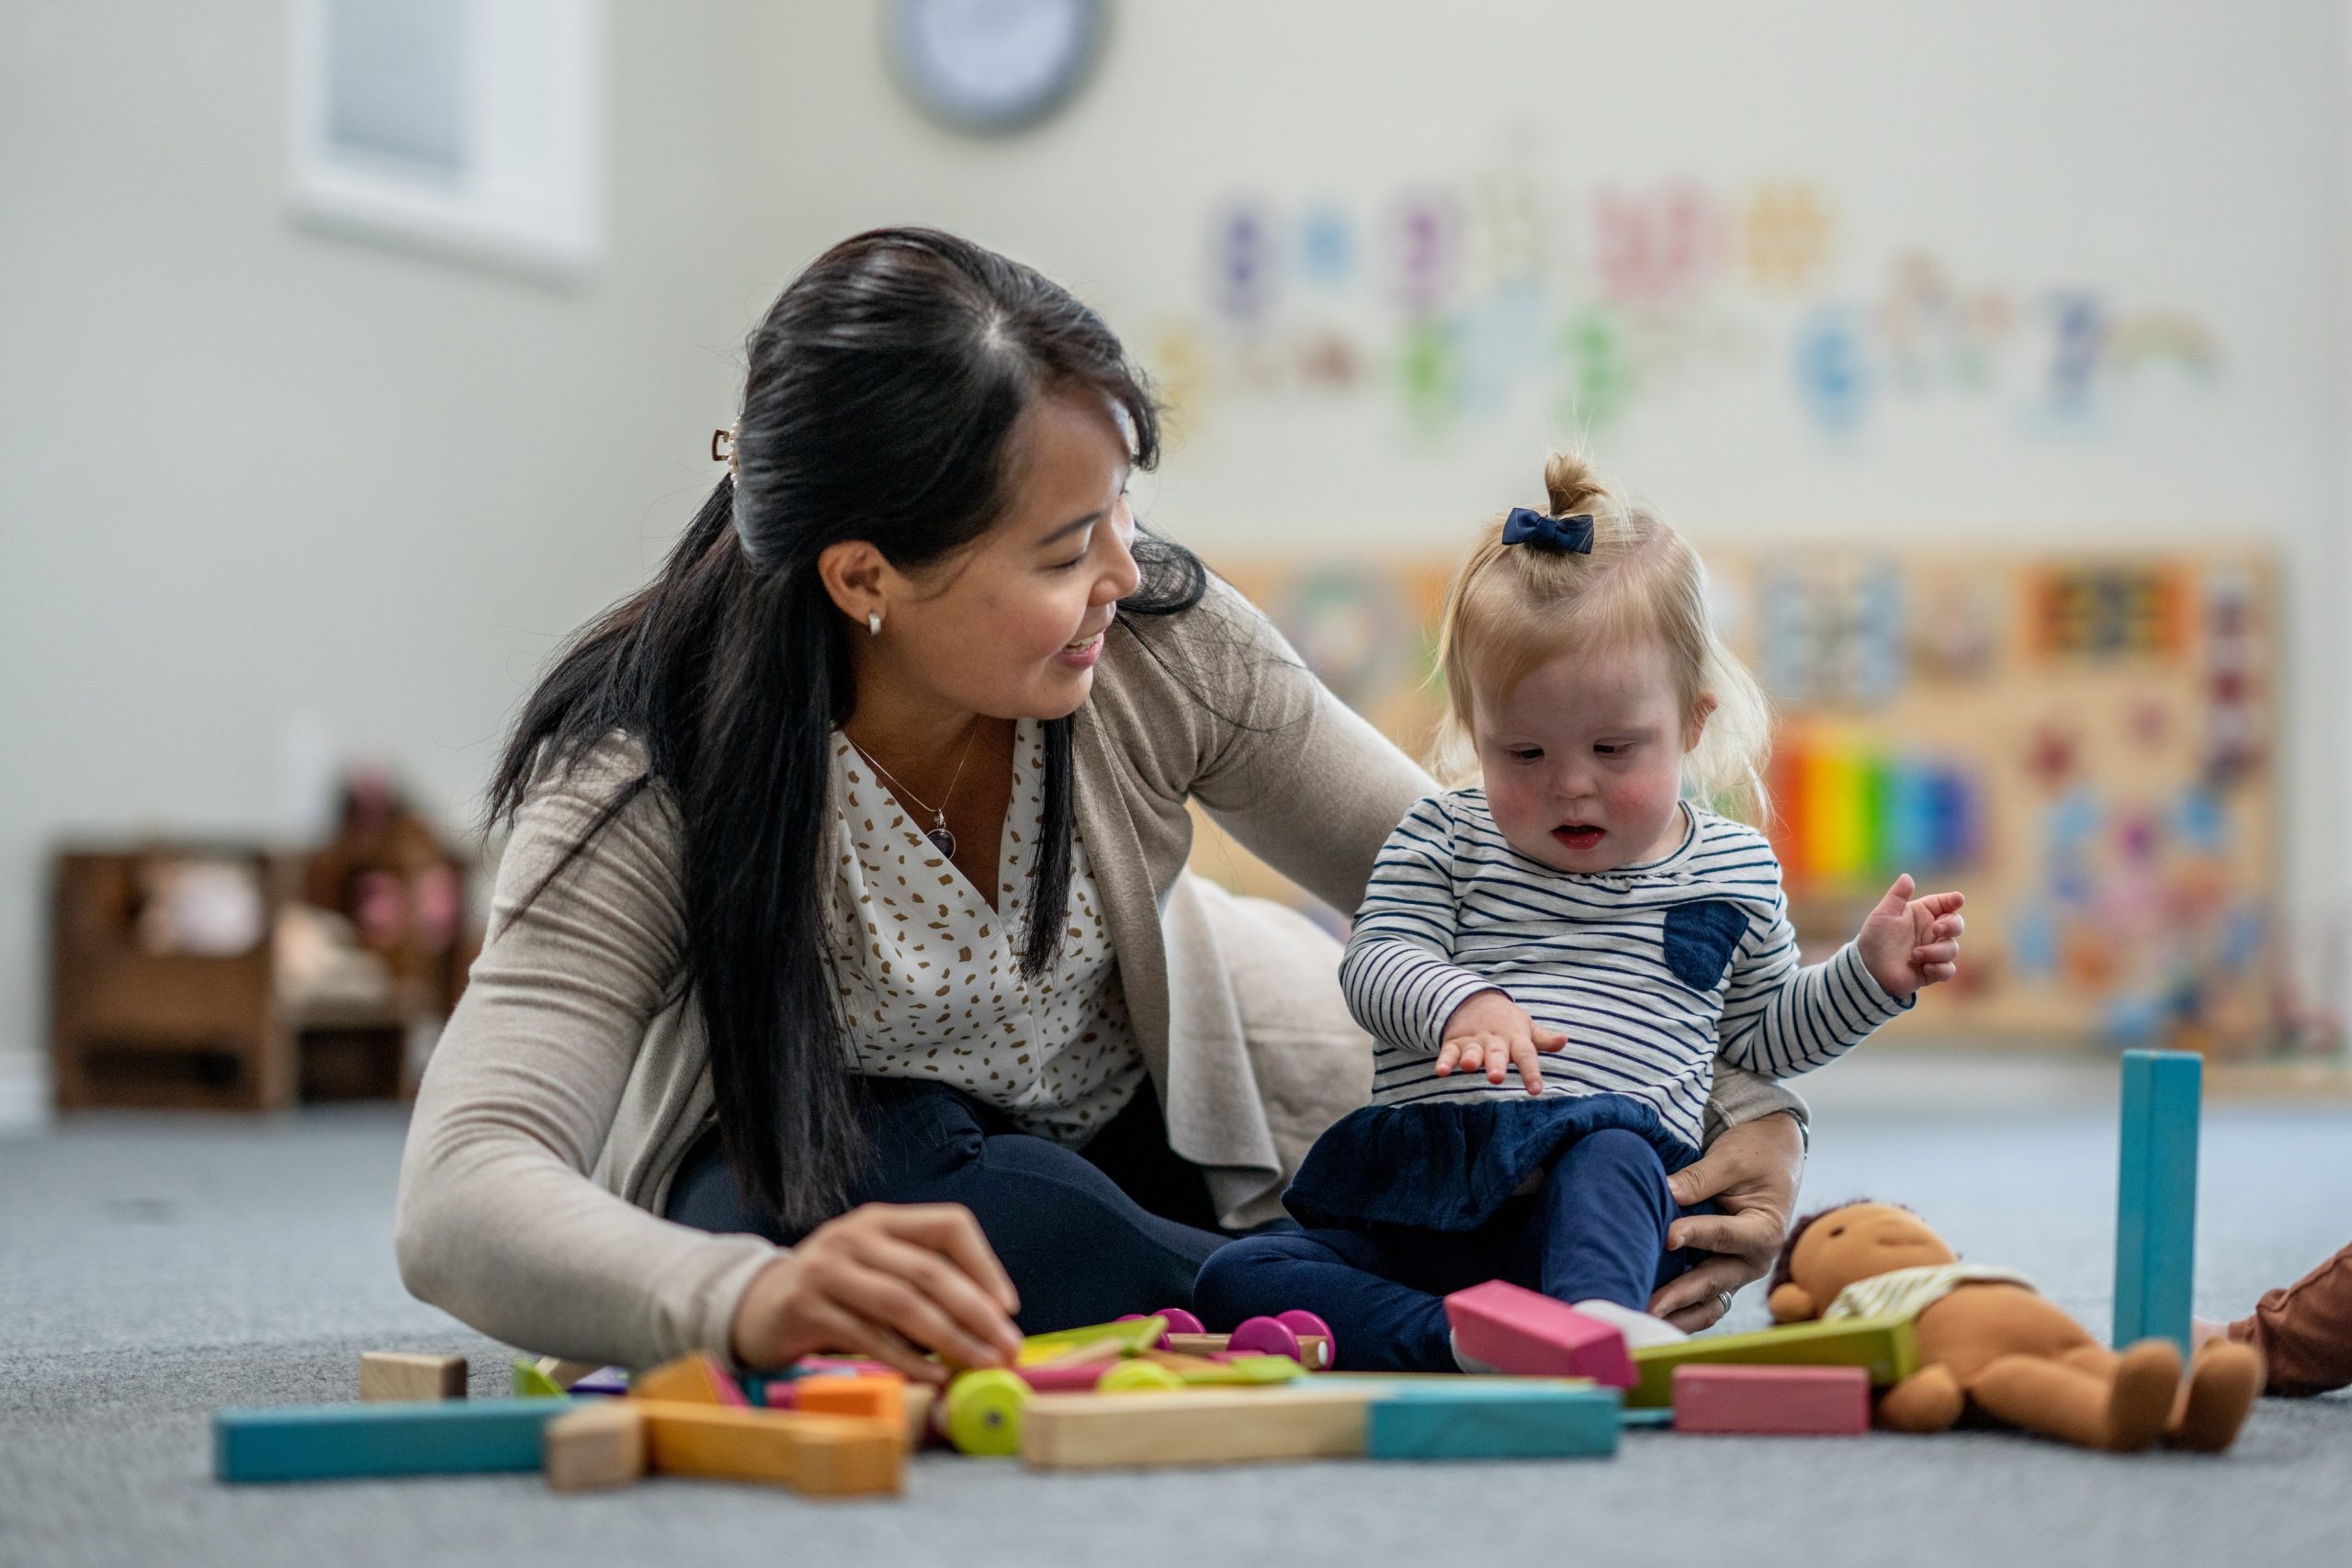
[1437, 990, 1567, 1094]
[1856, 874, 1965, 1000]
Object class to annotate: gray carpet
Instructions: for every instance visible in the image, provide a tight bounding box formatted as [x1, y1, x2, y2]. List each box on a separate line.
[3, 1086, 2348, 1568]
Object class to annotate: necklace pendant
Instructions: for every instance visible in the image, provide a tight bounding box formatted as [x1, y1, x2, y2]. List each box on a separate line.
[925, 823, 958, 859]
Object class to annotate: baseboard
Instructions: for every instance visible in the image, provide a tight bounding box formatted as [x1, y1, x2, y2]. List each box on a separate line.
[0, 1051, 52, 1135]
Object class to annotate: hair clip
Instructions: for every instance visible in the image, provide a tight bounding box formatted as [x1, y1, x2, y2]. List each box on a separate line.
[1502, 507, 1594, 554]
[711, 426, 739, 478]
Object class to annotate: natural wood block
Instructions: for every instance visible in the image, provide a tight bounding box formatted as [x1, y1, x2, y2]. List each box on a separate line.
[214, 1399, 572, 1482]
[1444, 1280, 1634, 1386]
[535, 1356, 609, 1392]
[1366, 1384, 1620, 1460]
[1626, 1316, 1919, 1408]
[1165, 1332, 1332, 1369]
[629, 1352, 747, 1406]
[1671, 1364, 1871, 1435]
[357, 1352, 466, 1403]
[512, 1358, 567, 1397]
[544, 1402, 648, 1491]
[900, 1382, 937, 1449]
[636, 1402, 902, 1496]
[1018, 1386, 1381, 1471]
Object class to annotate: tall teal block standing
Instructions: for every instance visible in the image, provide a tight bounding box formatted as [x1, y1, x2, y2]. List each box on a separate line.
[214, 1398, 575, 1482]
[2113, 1049, 2200, 1353]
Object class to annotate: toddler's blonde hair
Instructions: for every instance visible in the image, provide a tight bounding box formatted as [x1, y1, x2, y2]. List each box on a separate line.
[1432, 452, 1771, 821]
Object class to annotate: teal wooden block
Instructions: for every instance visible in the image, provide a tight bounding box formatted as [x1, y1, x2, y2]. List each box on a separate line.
[1367, 1386, 1620, 1461]
[1619, 1405, 1675, 1429]
[214, 1398, 576, 1482]
[2113, 1049, 2200, 1354]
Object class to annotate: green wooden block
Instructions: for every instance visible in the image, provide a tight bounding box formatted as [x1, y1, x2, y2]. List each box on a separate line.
[512, 1358, 567, 1398]
[1624, 1316, 1918, 1408]
[214, 1399, 576, 1482]
[1367, 1385, 1620, 1460]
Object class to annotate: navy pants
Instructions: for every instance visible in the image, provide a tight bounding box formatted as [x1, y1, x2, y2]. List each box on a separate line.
[665, 1077, 1235, 1334]
[1194, 1126, 1709, 1372]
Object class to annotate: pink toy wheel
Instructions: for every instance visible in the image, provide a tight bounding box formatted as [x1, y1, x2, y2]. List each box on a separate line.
[1275, 1311, 1335, 1369]
[1157, 1307, 1205, 1337]
[1225, 1315, 1303, 1362]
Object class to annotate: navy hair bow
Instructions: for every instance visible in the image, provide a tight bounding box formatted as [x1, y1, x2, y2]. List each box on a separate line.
[1502, 507, 1595, 554]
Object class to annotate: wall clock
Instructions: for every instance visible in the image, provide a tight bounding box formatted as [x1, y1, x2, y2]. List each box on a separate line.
[886, 0, 1108, 136]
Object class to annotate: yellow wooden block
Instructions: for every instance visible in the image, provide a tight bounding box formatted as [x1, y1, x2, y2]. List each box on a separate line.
[1018, 1386, 1382, 1472]
[629, 1352, 743, 1406]
[636, 1402, 903, 1496]
[357, 1352, 466, 1403]
[544, 1402, 647, 1493]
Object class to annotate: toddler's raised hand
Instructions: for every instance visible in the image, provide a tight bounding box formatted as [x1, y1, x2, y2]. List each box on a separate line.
[1856, 874, 1966, 1000]
[1437, 989, 1568, 1094]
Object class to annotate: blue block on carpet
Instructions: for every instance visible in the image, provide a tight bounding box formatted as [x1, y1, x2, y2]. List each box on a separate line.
[1367, 1385, 1620, 1460]
[214, 1398, 576, 1482]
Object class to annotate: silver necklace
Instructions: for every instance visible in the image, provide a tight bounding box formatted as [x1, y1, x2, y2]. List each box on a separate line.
[851, 720, 981, 859]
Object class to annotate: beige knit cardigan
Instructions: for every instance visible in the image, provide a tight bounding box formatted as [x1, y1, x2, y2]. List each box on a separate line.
[395, 580, 1804, 1369]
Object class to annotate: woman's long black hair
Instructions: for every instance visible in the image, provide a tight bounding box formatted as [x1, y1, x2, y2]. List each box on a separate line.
[486, 229, 1208, 1230]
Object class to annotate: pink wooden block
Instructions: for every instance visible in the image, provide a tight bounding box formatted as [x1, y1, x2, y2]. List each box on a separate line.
[1443, 1280, 1634, 1387]
[1671, 1364, 1871, 1435]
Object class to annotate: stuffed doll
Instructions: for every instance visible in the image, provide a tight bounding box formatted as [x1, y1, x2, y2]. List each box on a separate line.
[1768, 1201, 2263, 1452]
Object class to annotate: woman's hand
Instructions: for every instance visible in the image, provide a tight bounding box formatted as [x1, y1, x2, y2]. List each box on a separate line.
[729, 1202, 1024, 1382]
[1437, 989, 1567, 1093]
[1646, 1111, 1805, 1332]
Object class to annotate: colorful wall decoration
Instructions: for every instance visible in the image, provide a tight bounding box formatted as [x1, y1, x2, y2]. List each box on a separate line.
[1152, 164, 2221, 444]
[1189, 548, 2285, 1058]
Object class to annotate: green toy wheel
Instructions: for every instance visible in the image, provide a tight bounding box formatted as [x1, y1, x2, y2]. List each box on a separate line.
[944, 1368, 1031, 1455]
[1096, 1359, 1186, 1393]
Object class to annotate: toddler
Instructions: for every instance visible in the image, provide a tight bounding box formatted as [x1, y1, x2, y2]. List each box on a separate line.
[1195, 454, 1967, 1371]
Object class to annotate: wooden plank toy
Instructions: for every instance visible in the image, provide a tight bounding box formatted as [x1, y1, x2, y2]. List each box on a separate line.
[357, 1352, 466, 1403]
[1016, 1315, 1167, 1364]
[629, 1351, 749, 1406]
[635, 1401, 902, 1496]
[1367, 1383, 1620, 1461]
[513, 1358, 568, 1397]
[1671, 1364, 1871, 1435]
[1444, 1280, 1634, 1386]
[544, 1401, 649, 1492]
[1019, 1386, 1382, 1472]
[1165, 1332, 1335, 1370]
[2114, 1048, 2200, 1354]
[1624, 1315, 1918, 1408]
[214, 1399, 574, 1483]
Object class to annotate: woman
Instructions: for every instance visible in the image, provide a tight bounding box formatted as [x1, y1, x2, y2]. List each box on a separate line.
[395, 228, 1805, 1382]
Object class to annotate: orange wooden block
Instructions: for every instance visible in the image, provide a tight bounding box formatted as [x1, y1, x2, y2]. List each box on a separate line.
[635, 1401, 902, 1497]
[629, 1352, 747, 1407]
[795, 1373, 906, 1426]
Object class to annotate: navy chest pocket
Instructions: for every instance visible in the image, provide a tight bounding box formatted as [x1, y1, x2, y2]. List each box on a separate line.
[1661, 901, 1747, 992]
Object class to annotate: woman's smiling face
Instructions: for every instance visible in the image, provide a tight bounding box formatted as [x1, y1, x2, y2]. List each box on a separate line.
[831, 389, 1141, 723]
[1472, 637, 1708, 874]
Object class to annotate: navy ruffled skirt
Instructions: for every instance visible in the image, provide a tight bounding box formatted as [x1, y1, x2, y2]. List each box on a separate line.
[1283, 1091, 1702, 1233]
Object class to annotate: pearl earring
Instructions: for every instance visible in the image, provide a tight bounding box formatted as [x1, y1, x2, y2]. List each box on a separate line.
[867, 611, 883, 637]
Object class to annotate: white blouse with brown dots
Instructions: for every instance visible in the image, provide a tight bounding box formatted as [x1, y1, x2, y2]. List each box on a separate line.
[825, 721, 1143, 1145]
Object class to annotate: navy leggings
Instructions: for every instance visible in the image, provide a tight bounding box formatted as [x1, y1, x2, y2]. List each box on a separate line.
[1194, 1127, 1710, 1372]
[664, 1077, 1234, 1334]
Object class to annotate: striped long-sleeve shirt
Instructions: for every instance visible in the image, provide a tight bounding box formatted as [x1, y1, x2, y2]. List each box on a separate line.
[1339, 790, 1908, 1152]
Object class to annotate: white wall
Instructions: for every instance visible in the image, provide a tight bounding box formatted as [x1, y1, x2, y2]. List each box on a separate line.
[2, 0, 2344, 1113]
